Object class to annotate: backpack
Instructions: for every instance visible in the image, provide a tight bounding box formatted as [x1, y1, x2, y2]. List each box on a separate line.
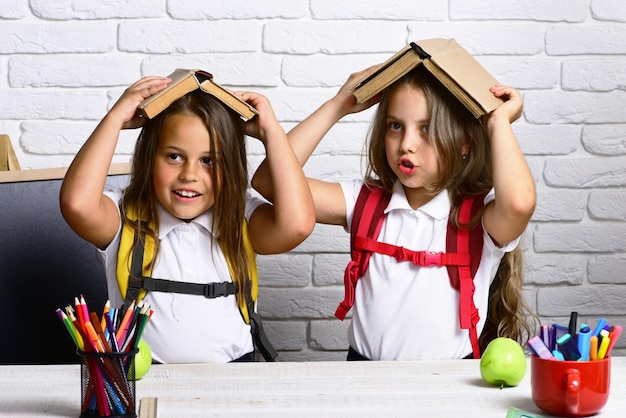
[337, 183, 486, 359]
[115, 207, 277, 361]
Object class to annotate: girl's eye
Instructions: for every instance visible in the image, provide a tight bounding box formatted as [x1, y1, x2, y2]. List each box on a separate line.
[389, 122, 402, 131]
[167, 153, 183, 162]
[421, 124, 430, 134]
[200, 157, 213, 167]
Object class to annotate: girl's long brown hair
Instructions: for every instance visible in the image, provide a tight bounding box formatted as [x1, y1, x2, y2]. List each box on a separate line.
[364, 66, 537, 352]
[120, 90, 250, 308]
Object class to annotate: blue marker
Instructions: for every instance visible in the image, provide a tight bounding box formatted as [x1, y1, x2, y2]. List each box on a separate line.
[552, 350, 565, 361]
[557, 333, 581, 361]
[577, 325, 591, 361]
[552, 324, 569, 346]
[593, 318, 607, 337]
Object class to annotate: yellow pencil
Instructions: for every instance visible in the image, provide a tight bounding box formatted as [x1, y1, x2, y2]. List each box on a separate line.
[100, 300, 110, 335]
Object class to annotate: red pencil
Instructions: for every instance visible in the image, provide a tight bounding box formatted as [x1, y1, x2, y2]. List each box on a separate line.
[79, 295, 90, 327]
[74, 297, 87, 335]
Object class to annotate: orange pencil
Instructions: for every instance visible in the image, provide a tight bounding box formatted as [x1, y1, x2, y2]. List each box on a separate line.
[116, 300, 135, 343]
[84, 321, 105, 353]
[90, 312, 111, 353]
[590, 336, 598, 360]
[118, 302, 141, 348]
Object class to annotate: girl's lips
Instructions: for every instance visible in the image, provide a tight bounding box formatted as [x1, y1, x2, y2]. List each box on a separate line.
[174, 189, 201, 199]
[399, 158, 417, 176]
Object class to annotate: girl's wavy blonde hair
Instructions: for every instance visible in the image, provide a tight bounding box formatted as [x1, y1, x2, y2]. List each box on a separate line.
[120, 90, 251, 309]
[364, 66, 537, 352]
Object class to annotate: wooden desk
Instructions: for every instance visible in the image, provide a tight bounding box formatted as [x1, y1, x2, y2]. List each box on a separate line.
[1, 358, 625, 417]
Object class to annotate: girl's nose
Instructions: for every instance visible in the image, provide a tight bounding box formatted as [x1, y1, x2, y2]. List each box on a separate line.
[179, 162, 199, 181]
[400, 132, 418, 153]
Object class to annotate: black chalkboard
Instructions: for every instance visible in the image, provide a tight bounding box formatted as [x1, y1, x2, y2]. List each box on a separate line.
[0, 174, 128, 364]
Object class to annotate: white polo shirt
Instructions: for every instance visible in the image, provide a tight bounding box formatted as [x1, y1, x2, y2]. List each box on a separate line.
[341, 180, 518, 360]
[98, 188, 264, 363]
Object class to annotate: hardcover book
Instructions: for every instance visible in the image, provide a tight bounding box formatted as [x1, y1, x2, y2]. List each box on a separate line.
[138, 69, 258, 121]
[350, 38, 503, 118]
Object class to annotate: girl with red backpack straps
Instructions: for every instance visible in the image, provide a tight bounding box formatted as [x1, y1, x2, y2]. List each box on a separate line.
[253, 60, 537, 361]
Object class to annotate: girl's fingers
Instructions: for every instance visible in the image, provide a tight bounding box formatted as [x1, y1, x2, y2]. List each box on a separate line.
[490, 85, 520, 100]
[126, 76, 171, 99]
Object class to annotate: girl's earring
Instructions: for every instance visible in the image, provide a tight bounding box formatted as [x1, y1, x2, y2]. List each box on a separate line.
[462, 154, 468, 161]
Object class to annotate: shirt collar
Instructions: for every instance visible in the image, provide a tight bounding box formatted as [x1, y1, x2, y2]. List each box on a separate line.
[156, 204, 215, 239]
[385, 180, 451, 221]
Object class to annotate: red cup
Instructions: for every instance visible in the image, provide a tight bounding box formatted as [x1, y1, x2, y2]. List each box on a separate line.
[531, 356, 610, 417]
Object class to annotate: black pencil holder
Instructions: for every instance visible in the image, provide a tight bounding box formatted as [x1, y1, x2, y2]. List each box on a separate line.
[78, 349, 138, 418]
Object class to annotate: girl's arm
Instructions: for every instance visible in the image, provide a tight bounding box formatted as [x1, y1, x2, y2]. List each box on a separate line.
[59, 77, 170, 248]
[481, 85, 536, 247]
[239, 92, 316, 255]
[251, 67, 379, 227]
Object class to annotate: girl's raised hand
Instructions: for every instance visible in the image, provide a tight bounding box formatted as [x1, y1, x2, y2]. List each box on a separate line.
[236, 91, 283, 144]
[107, 76, 171, 129]
[330, 65, 382, 117]
[486, 85, 523, 124]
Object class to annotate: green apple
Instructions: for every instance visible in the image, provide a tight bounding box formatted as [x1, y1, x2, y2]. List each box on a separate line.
[133, 339, 152, 380]
[480, 337, 527, 388]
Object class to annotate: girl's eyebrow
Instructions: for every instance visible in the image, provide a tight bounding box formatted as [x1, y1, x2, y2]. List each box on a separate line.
[386, 115, 429, 125]
[160, 145, 183, 152]
[159, 145, 213, 155]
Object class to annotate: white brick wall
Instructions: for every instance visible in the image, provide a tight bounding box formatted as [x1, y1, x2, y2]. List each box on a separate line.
[2, 0, 626, 360]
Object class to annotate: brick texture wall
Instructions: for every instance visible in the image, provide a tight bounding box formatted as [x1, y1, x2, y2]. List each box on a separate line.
[2, 0, 626, 360]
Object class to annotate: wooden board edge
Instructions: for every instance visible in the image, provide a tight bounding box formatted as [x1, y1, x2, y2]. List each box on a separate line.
[0, 162, 131, 184]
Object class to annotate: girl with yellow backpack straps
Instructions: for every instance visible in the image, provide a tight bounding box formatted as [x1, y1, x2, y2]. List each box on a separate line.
[60, 73, 315, 363]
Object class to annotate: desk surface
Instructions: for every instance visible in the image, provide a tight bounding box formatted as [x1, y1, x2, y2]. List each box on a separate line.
[1, 358, 625, 417]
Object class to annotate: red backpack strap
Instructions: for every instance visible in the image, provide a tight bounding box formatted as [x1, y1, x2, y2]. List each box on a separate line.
[446, 194, 486, 359]
[336, 183, 391, 320]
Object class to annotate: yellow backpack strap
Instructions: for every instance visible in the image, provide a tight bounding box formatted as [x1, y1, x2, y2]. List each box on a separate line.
[116, 207, 156, 306]
[223, 221, 257, 324]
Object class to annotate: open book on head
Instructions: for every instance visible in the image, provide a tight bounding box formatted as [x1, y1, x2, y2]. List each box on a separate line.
[350, 38, 503, 118]
[138, 69, 258, 121]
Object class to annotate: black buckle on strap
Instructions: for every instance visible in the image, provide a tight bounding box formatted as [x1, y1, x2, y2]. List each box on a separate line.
[204, 281, 234, 299]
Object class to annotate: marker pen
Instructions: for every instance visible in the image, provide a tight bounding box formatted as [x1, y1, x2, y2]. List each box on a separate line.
[597, 334, 611, 360]
[593, 318, 607, 337]
[606, 325, 623, 358]
[568, 311, 578, 343]
[527, 335, 556, 360]
[540, 324, 550, 349]
[577, 325, 591, 361]
[590, 336, 598, 361]
[552, 324, 569, 343]
[557, 333, 581, 361]
[549, 325, 557, 351]
[598, 329, 609, 347]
